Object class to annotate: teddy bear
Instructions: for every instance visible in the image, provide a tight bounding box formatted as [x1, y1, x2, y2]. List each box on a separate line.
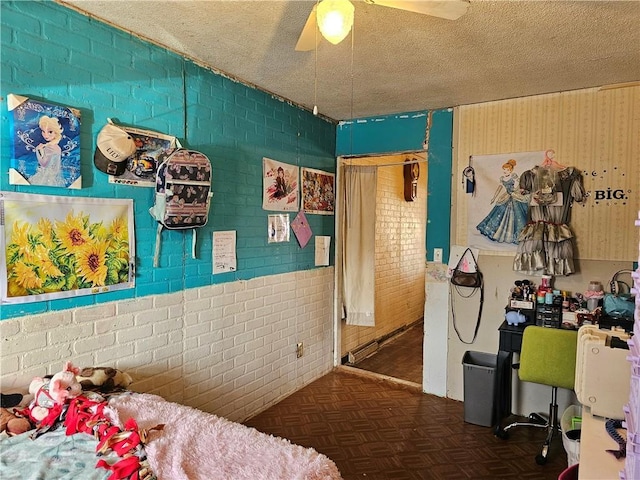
[25, 361, 82, 425]
[0, 407, 31, 436]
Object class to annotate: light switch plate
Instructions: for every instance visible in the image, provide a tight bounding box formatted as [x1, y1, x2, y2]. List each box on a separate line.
[434, 248, 443, 263]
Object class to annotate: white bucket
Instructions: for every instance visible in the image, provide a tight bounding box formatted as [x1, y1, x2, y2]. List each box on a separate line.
[561, 405, 582, 467]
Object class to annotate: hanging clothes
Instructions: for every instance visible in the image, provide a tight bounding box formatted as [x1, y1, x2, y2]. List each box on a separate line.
[513, 165, 586, 276]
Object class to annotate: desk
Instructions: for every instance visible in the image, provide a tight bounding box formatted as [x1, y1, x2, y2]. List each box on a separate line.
[578, 408, 624, 479]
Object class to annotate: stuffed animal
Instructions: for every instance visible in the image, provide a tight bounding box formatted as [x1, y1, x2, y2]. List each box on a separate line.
[76, 367, 133, 392]
[0, 407, 31, 436]
[26, 361, 82, 424]
[505, 309, 527, 326]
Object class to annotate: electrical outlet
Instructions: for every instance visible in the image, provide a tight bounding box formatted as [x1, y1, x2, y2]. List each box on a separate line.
[434, 248, 443, 263]
[296, 342, 304, 358]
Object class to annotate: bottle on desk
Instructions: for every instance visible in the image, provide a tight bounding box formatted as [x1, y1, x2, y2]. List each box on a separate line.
[586, 281, 603, 311]
[536, 275, 553, 304]
[562, 291, 570, 312]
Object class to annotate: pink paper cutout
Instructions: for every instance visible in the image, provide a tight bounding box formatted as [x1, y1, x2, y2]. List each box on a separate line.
[291, 211, 312, 248]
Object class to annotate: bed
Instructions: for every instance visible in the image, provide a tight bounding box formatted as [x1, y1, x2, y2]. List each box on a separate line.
[0, 384, 342, 479]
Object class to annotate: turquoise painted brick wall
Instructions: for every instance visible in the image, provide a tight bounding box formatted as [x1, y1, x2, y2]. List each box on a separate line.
[425, 109, 453, 263]
[335, 109, 453, 263]
[0, 1, 336, 320]
[336, 111, 429, 155]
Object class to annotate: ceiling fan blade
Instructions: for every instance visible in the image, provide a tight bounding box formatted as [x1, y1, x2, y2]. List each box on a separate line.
[295, 6, 319, 52]
[366, 0, 470, 20]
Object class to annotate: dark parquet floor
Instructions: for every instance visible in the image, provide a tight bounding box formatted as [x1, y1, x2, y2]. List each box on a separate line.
[352, 321, 424, 385]
[246, 323, 571, 480]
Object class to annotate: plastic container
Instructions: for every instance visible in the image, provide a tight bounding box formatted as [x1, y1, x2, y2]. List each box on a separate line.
[587, 281, 603, 292]
[462, 351, 497, 427]
[558, 463, 579, 480]
[561, 404, 582, 467]
[625, 437, 640, 480]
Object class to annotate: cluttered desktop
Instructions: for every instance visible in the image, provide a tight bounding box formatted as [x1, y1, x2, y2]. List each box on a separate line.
[504, 271, 635, 332]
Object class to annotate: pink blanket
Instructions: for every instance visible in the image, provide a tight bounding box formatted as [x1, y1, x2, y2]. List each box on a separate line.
[106, 393, 342, 480]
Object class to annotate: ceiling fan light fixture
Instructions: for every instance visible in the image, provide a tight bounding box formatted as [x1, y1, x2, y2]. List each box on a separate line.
[316, 0, 354, 45]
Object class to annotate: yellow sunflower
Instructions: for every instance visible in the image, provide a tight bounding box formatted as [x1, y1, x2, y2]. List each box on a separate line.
[10, 221, 32, 257]
[33, 244, 63, 278]
[37, 218, 55, 246]
[92, 223, 109, 241]
[12, 261, 43, 290]
[56, 211, 90, 254]
[76, 240, 109, 286]
[110, 216, 128, 242]
[7, 278, 28, 297]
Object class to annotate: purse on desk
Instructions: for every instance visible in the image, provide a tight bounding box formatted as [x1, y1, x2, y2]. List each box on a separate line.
[603, 270, 634, 318]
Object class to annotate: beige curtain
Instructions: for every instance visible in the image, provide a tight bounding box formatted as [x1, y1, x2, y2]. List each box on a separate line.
[341, 165, 377, 326]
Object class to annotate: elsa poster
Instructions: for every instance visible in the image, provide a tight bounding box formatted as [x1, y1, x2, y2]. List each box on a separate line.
[7, 94, 82, 189]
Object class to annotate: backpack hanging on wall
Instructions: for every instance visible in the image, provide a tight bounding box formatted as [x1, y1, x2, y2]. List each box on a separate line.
[149, 148, 212, 267]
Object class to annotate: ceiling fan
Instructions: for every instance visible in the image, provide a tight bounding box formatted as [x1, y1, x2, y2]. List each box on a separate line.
[295, 0, 471, 51]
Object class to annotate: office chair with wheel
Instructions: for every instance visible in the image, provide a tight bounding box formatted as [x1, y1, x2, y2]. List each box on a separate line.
[498, 325, 578, 465]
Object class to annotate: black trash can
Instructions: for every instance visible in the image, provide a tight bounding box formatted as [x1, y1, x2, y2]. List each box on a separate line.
[462, 351, 497, 427]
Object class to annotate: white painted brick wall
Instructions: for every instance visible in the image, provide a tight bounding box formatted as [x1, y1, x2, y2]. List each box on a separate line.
[0, 268, 335, 422]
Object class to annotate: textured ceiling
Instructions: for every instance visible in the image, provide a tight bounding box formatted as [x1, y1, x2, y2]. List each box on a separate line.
[60, 0, 640, 122]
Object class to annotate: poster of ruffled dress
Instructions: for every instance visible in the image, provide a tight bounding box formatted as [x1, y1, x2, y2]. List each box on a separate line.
[262, 158, 299, 212]
[7, 94, 82, 189]
[0, 192, 135, 304]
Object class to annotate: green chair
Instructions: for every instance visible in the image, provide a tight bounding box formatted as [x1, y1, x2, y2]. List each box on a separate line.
[501, 325, 578, 465]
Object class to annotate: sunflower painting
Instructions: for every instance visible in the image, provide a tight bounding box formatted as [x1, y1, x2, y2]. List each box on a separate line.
[1, 192, 134, 304]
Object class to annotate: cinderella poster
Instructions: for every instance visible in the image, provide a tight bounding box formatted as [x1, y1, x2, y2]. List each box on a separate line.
[7, 94, 82, 189]
[466, 151, 544, 252]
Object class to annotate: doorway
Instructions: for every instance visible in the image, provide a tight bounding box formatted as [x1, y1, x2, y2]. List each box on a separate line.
[350, 319, 424, 384]
[334, 152, 427, 386]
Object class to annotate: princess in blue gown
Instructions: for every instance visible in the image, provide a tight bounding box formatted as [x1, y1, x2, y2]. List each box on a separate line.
[476, 159, 529, 244]
[29, 115, 65, 187]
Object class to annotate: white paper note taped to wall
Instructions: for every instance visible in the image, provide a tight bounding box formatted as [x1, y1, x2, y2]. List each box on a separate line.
[315, 236, 331, 266]
[213, 230, 237, 274]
